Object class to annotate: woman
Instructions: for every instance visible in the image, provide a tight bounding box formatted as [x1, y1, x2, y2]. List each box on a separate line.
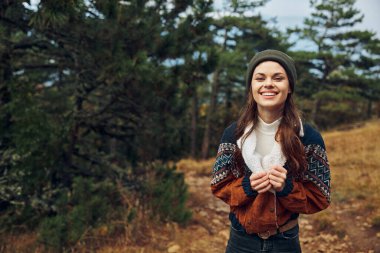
[211, 49, 330, 253]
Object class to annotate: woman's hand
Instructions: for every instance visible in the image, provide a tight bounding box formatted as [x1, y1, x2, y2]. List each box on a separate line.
[269, 165, 288, 192]
[249, 171, 272, 193]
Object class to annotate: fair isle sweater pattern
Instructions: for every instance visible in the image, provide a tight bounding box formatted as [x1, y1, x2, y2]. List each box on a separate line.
[211, 143, 240, 185]
[304, 144, 331, 202]
[211, 123, 330, 204]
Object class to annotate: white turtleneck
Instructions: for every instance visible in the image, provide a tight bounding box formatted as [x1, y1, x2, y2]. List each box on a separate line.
[255, 117, 281, 157]
[237, 116, 304, 175]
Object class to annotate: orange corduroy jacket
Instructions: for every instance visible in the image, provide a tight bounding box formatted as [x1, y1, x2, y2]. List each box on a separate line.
[210, 122, 331, 234]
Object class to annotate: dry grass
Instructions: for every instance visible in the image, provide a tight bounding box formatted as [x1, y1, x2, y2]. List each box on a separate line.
[301, 120, 380, 252]
[176, 158, 214, 176]
[1, 232, 41, 253]
[323, 120, 380, 206]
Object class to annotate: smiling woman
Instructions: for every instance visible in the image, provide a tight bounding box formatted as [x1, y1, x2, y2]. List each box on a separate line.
[211, 50, 331, 253]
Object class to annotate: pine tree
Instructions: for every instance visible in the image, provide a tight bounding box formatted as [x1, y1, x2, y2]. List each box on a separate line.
[0, 0, 197, 249]
[292, 0, 380, 127]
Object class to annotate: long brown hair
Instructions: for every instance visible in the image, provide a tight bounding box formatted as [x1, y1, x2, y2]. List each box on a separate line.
[235, 89, 307, 176]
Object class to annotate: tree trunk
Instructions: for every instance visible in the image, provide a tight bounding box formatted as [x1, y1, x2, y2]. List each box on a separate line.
[366, 99, 372, 119]
[311, 98, 321, 126]
[201, 68, 220, 159]
[110, 138, 117, 159]
[0, 51, 12, 166]
[190, 85, 198, 158]
[224, 82, 232, 127]
[66, 57, 83, 169]
[200, 28, 227, 159]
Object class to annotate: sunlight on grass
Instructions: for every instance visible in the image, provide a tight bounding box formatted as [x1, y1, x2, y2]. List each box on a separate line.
[176, 158, 214, 176]
[324, 120, 380, 208]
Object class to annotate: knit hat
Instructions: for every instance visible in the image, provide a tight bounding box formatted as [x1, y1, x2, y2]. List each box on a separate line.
[246, 49, 297, 92]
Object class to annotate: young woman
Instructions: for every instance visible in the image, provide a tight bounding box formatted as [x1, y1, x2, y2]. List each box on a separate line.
[211, 49, 331, 253]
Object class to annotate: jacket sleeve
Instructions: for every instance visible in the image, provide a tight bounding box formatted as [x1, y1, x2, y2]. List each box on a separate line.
[277, 134, 331, 214]
[210, 123, 258, 207]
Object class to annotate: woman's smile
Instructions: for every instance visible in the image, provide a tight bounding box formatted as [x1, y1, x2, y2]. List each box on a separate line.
[259, 91, 279, 98]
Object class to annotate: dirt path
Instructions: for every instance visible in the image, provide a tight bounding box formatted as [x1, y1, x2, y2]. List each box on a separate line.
[162, 172, 380, 253]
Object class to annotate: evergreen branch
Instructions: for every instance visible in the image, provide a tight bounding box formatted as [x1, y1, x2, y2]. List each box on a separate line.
[0, 16, 28, 33]
[73, 151, 102, 166]
[13, 40, 53, 50]
[14, 64, 58, 71]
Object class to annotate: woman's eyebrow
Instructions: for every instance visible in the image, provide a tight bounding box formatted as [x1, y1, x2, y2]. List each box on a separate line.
[254, 72, 285, 76]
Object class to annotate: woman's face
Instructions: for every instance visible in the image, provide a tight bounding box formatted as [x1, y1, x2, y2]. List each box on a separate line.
[251, 61, 290, 114]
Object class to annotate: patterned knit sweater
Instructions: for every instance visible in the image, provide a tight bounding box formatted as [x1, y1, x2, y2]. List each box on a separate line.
[211, 122, 331, 234]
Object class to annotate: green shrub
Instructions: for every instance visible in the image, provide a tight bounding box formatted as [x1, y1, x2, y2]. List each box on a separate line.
[143, 162, 192, 225]
[38, 176, 118, 250]
[4, 161, 192, 251]
[38, 215, 67, 250]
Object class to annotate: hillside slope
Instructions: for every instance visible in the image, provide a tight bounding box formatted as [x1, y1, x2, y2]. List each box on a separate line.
[103, 120, 380, 253]
[3, 121, 380, 252]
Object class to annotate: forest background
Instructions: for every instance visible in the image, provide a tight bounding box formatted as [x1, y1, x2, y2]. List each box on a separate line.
[0, 0, 379, 251]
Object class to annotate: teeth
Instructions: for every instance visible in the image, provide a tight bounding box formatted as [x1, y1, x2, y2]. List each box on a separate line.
[261, 92, 276, 96]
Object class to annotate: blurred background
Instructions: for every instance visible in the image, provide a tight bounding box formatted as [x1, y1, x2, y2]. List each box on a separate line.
[0, 0, 379, 252]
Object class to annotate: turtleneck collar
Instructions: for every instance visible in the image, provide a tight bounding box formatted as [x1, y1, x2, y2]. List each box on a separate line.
[257, 116, 282, 135]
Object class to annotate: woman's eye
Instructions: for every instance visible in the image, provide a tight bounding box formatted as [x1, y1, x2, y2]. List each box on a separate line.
[274, 77, 284, 81]
[255, 78, 265, 81]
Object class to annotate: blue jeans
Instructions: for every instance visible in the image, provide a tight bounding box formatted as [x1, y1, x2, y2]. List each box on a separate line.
[225, 224, 302, 253]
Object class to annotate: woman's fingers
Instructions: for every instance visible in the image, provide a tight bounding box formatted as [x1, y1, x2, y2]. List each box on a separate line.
[249, 167, 288, 193]
[250, 172, 271, 192]
[250, 172, 268, 187]
[269, 173, 284, 185]
[254, 180, 271, 193]
[250, 171, 267, 181]
[268, 174, 285, 183]
[271, 165, 287, 174]
[257, 183, 272, 193]
[269, 179, 282, 188]
[269, 166, 287, 192]
[251, 179, 270, 191]
[269, 169, 286, 180]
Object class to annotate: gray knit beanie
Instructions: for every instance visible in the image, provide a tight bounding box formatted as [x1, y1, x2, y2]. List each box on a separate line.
[246, 49, 297, 91]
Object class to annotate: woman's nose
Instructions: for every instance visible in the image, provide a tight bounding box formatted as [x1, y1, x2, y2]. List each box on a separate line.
[264, 78, 274, 87]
